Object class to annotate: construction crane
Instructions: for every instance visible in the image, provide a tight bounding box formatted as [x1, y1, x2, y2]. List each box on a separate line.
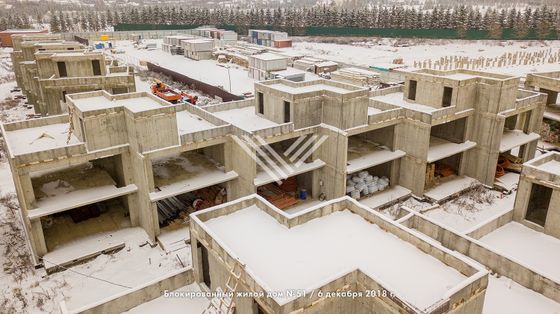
[150, 80, 198, 105]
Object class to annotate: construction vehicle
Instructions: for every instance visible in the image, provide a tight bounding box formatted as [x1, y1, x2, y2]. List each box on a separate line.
[150, 80, 198, 105]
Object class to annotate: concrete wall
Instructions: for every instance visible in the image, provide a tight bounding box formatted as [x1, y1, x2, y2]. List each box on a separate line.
[189, 196, 487, 314]
[513, 153, 560, 239]
[410, 212, 560, 304]
[69, 268, 194, 314]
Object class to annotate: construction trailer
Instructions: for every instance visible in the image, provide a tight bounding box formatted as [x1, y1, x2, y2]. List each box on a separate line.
[191, 27, 237, 47]
[247, 53, 289, 81]
[248, 29, 289, 47]
[269, 67, 306, 82]
[273, 38, 293, 48]
[293, 57, 338, 75]
[315, 61, 339, 75]
[162, 35, 195, 54]
[182, 39, 214, 61]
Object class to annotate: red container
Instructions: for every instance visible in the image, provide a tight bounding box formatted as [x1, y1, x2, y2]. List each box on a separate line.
[273, 39, 292, 48]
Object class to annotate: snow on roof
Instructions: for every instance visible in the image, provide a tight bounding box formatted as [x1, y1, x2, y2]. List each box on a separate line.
[534, 158, 560, 175]
[117, 42, 254, 95]
[338, 67, 380, 76]
[370, 63, 407, 71]
[371, 92, 437, 113]
[204, 205, 466, 309]
[5, 123, 80, 155]
[367, 107, 382, 115]
[268, 83, 353, 95]
[444, 73, 478, 80]
[480, 222, 560, 282]
[252, 53, 287, 61]
[273, 50, 304, 58]
[316, 61, 338, 67]
[212, 106, 277, 132]
[270, 67, 305, 77]
[72, 95, 164, 113]
[184, 39, 213, 44]
[175, 111, 217, 135]
[484, 275, 560, 314]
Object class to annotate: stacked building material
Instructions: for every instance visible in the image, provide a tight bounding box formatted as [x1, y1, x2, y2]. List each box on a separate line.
[258, 183, 298, 209]
[346, 171, 390, 200]
[279, 177, 297, 193]
[331, 67, 381, 88]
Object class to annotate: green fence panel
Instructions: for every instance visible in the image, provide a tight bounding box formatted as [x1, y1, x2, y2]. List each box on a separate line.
[114, 24, 560, 40]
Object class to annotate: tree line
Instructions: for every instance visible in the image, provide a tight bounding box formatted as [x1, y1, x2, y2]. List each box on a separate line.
[1, 5, 560, 39]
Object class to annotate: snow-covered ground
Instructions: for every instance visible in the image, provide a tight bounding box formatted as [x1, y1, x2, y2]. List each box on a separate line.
[284, 38, 560, 76]
[114, 40, 256, 95]
[125, 282, 209, 313]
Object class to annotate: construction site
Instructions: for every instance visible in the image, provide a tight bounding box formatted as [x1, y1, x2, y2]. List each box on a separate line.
[0, 27, 560, 314]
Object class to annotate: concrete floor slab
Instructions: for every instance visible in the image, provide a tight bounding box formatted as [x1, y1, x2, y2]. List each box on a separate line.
[424, 175, 479, 202]
[150, 152, 238, 201]
[43, 202, 132, 252]
[346, 136, 405, 174]
[358, 185, 411, 209]
[494, 172, 520, 192]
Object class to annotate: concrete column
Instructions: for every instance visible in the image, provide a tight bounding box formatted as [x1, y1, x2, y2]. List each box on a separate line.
[544, 190, 560, 239]
[522, 140, 538, 162]
[130, 152, 158, 241]
[395, 121, 430, 196]
[315, 127, 347, 200]
[540, 88, 558, 105]
[190, 237, 203, 284]
[17, 173, 48, 261]
[30, 219, 47, 257]
[227, 138, 257, 200]
[512, 178, 532, 222]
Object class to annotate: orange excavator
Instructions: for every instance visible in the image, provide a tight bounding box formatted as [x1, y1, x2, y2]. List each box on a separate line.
[150, 80, 198, 105]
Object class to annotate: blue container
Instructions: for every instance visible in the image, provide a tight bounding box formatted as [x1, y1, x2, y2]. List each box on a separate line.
[95, 43, 104, 49]
[299, 189, 307, 200]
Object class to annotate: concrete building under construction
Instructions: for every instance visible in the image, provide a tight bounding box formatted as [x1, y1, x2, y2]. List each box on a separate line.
[10, 33, 136, 116]
[1, 68, 546, 269]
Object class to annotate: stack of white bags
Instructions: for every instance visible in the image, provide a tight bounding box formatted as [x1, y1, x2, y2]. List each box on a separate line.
[346, 171, 389, 199]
